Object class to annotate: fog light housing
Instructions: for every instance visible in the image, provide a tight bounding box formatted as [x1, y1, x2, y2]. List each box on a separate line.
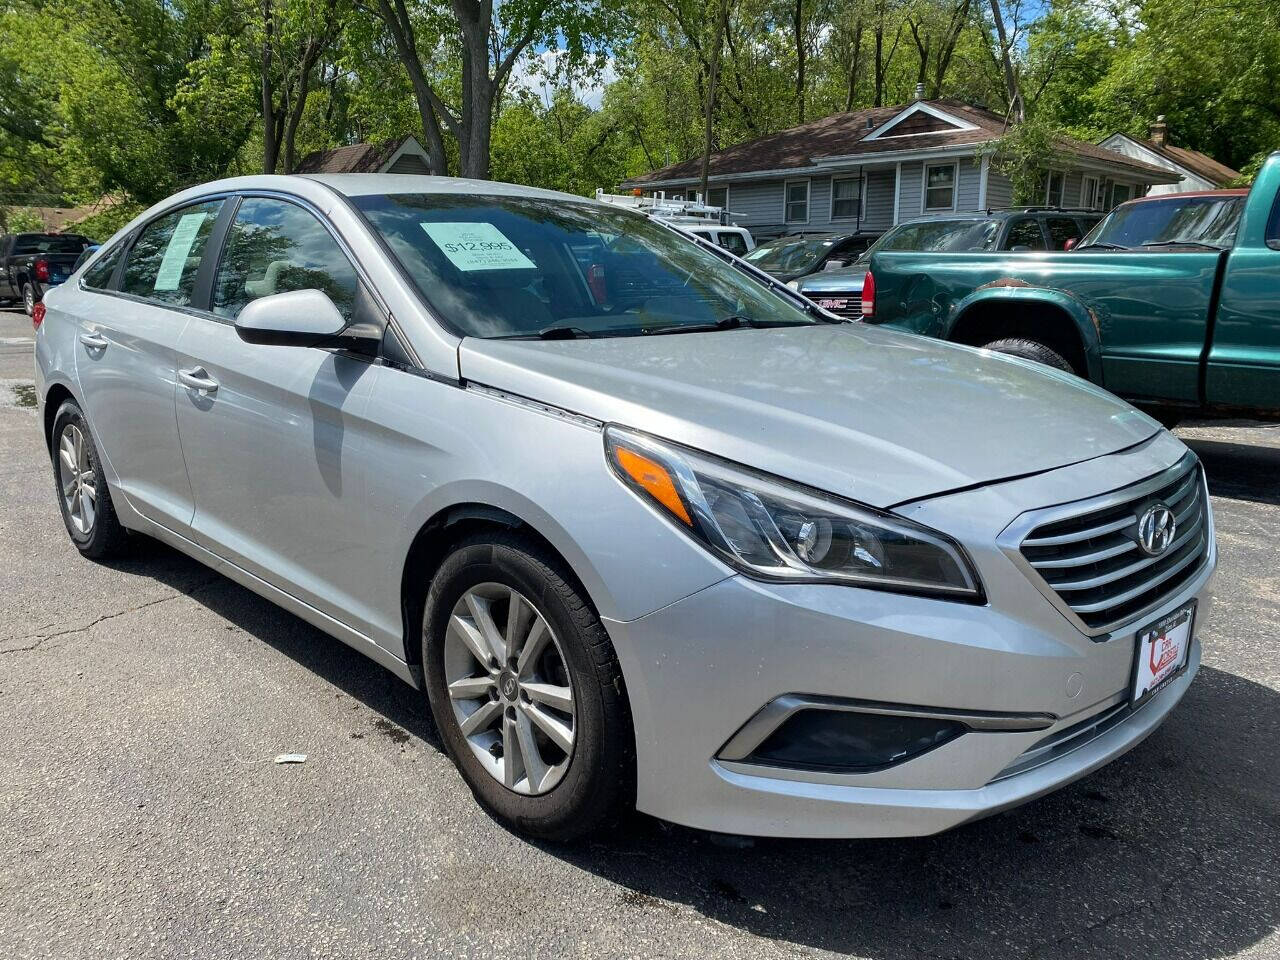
[745, 709, 965, 773]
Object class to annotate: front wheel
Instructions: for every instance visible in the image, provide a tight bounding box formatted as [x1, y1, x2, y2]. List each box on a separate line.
[980, 337, 1073, 374]
[421, 532, 633, 840]
[51, 400, 129, 559]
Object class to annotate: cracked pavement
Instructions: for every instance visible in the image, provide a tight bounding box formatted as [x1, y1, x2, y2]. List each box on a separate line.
[1, 308, 1279, 959]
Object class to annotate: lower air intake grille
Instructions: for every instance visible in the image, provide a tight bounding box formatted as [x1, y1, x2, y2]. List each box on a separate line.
[1017, 454, 1209, 636]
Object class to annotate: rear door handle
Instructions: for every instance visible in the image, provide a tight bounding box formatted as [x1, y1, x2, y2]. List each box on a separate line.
[178, 366, 219, 394]
[79, 331, 108, 350]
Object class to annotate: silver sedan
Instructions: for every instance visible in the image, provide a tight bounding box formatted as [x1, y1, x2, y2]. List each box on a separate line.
[33, 175, 1215, 839]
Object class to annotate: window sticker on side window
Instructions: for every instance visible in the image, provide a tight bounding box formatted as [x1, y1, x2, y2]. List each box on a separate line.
[420, 222, 536, 272]
[153, 212, 208, 291]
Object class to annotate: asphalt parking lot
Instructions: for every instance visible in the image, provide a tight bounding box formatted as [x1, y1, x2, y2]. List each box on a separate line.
[2, 306, 1278, 960]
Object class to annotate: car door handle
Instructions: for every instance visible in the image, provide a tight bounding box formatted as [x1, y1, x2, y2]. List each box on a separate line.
[178, 366, 219, 394]
[79, 332, 109, 350]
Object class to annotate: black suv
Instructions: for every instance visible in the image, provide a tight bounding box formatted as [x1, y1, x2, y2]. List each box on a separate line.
[792, 208, 1103, 319]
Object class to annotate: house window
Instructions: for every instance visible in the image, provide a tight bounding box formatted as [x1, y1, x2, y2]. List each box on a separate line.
[707, 186, 728, 210]
[923, 163, 956, 211]
[1081, 175, 1101, 209]
[1109, 183, 1132, 210]
[1044, 170, 1065, 207]
[785, 180, 810, 223]
[831, 177, 862, 220]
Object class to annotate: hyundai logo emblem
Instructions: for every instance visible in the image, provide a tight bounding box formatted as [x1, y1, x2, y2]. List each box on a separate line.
[1137, 502, 1176, 556]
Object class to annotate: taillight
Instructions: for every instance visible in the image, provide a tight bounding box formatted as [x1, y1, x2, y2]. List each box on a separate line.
[586, 263, 608, 304]
[34, 259, 50, 282]
[31, 302, 46, 330]
[861, 270, 876, 318]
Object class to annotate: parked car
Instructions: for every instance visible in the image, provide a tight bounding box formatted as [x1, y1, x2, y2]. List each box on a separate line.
[673, 221, 755, 256]
[1073, 189, 1248, 251]
[0, 232, 95, 315]
[743, 231, 875, 281]
[861, 153, 1280, 424]
[37, 174, 1213, 841]
[794, 208, 1104, 319]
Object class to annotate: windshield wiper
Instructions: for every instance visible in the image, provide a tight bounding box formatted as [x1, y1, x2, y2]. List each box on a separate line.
[640, 315, 811, 336]
[1140, 239, 1226, 251]
[1077, 240, 1128, 251]
[534, 325, 595, 340]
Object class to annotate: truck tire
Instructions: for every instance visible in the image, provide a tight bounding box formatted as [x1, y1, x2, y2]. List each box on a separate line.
[23, 283, 37, 317]
[980, 337, 1073, 374]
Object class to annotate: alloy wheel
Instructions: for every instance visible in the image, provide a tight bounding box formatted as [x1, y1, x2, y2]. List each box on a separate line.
[58, 424, 97, 535]
[443, 583, 576, 795]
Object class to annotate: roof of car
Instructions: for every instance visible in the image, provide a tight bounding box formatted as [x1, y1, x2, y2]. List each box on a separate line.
[297, 173, 586, 203]
[1121, 188, 1250, 203]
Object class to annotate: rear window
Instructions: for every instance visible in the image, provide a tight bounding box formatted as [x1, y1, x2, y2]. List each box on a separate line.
[1084, 195, 1244, 249]
[13, 234, 91, 254]
[867, 219, 1000, 257]
[743, 234, 839, 273]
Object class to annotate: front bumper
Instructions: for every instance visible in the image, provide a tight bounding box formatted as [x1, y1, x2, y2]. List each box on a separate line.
[604, 429, 1215, 838]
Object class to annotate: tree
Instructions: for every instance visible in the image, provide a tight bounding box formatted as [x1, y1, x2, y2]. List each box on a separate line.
[367, 0, 623, 178]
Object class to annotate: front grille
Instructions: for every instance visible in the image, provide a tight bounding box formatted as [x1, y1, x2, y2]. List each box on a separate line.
[809, 293, 862, 320]
[1017, 455, 1209, 635]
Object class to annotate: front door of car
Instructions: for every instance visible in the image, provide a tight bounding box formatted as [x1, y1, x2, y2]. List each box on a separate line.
[1205, 199, 1280, 409]
[72, 199, 224, 534]
[174, 195, 382, 635]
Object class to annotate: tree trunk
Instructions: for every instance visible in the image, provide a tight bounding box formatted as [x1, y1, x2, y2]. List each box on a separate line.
[260, 0, 279, 174]
[373, 0, 454, 174]
[988, 0, 1024, 123]
[793, 0, 806, 123]
[843, 22, 863, 111]
[874, 20, 884, 106]
[701, 0, 730, 197]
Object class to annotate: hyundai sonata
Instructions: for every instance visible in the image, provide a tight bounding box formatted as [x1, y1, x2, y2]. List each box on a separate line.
[33, 174, 1214, 839]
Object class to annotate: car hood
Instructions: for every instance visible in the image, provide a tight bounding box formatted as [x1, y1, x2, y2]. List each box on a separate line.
[796, 266, 866, 294]
[459, 324, 1160, 508]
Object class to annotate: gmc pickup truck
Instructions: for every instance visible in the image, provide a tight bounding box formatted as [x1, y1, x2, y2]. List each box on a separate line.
[0, 232, 94, 316]
[862, 152, 1280, 422]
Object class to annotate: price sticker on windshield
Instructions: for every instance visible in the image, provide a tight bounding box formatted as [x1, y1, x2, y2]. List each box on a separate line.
[420, 222, 536, 272]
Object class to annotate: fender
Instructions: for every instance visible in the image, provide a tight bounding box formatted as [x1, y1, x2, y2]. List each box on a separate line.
[947, 282, 1105, 382]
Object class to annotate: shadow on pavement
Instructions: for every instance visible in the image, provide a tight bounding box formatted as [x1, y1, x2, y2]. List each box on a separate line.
[1183, 432, 1280, 506]
[116, 538, 1280, 960]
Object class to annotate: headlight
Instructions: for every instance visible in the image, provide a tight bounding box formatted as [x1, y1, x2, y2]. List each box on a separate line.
[604, 425, 983, 600]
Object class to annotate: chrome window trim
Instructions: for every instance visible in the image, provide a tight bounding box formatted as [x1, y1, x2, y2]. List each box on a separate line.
[997, 452, 1212, 639]
[717, 693, 1056, 764]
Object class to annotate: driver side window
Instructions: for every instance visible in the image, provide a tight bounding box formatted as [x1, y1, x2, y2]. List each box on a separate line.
[212, 197, 359, 321]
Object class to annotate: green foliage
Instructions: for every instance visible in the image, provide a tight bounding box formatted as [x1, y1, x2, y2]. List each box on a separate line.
[70, 201, 147, 244]
[987, 115, 1060, 205]
[1, 208, 46, 232]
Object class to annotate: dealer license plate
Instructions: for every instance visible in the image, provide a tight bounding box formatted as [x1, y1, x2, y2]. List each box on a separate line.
[1132, 603, 1194, 703]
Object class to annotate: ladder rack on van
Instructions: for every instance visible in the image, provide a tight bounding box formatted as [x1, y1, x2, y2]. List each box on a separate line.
[594, 188, 740, 225]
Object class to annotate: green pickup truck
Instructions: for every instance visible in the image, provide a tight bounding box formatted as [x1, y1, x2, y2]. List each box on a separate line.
[862, 151, 1280, 422]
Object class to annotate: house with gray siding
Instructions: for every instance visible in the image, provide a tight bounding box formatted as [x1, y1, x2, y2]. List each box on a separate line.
[621, 99, 1179, 240]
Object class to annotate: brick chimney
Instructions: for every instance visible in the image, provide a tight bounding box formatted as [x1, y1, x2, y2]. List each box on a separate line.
[1149, 115, 1169, 147]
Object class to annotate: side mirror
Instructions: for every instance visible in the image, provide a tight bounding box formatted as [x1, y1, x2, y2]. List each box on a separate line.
[1063, 237, 1078, 251]
[234, 289, 375, 353]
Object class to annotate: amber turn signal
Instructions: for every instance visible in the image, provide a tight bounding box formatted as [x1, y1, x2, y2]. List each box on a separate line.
[613, 445, 693, 526]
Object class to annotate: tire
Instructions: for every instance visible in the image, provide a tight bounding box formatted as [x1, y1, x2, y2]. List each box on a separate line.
[980, 337, 1073, 374]
[50, 400, 130, 560]
[422, 531, 633, 841]
[22, 282, 36, 317]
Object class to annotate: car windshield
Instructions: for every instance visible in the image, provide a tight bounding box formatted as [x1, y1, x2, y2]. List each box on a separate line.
[856, 219, 1000, 262]
[1080, 195, 1244, 250]
[354, 194, 816, 339]
[743, 234, 840, 273]
[13, 234, 91, 254]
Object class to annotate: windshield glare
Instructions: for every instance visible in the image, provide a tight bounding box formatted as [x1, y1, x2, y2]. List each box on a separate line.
[857, 219, 999, 262]
[355, 194, 815, 339]
[743, 234, 837, 272]
[1082, 196, 1243, 249]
